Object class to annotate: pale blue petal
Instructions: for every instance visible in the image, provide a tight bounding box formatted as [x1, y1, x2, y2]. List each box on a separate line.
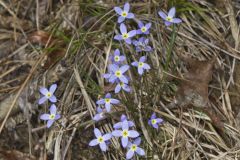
[96, 99, 105, 105]
[151, 113, 156, 119]
[136, 147, 145, 156]
[145, 23, 152, 29]
[158, 11, 167, 20]
[119, 76, 128, 84]
[114, 34, 123, 40]
[114, 49, 120, 56]
[121, 137, 128, 148]
[110, 98, 119, 104]
[143, 63, 150, 70]
[47, 120, 54, 128]
[128, 30, 136, 37]
[168, 7, 176, 18]
[114, 122, 122, 129]
[125, 38, 132, 44]
[55, 114, 61, 120]
[115, 84, 121, 93]
[94, 128, 102, 137]
[49, 84, 57, 93]
[131, 62, 138, 67]
[105, 93, 111, 98]
[126, 149, 134, 159]
[103, 133, 112, 141]
[124, 2, 130, 12]
[49, 95, 57, 103]
[121, 114, 127, 121]
[118, 16, 125, 23]
[128, 130, 139, 138]
[165, 21, 172, 26]
[120, 65, 129, 73]
[126, 13, 134, 18]
[172, 18, 182, 23]
[138, 67, 144, 75]
[133, 137, 141, 145]
[122, 120, 129, 130]
[138, 21, 144, 28]
[38, 96, 47, 105]
[40, 114, 50, 120]
[39, 87, 48, 95]
[100, 142, 107, 151]
[156, 118, 163, 123]
[120, 23, 127, 34]
[50, 104, 57, 114]
[89, 139, 98, 146]
[139, 56, 146, 62]
[112, 130, 122, 137]
[114, 7, 122, 15]
[105, 103, 111, 112]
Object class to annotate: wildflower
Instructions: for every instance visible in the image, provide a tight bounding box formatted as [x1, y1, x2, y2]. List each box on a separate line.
[108, 64, 130, 84]
[114, 23, 136, 44]
[126, 137, 145, 159]
[89, 128, 112, 152]
[109, 49, 126, 64]
[40, 104, 61, 128]
[136, 21, 151, 34]
[38, 84, 57, 104]
[131, 56, 150, 75]
[96, 93, 120, 112]
[133, 37, 152, 52]
[93, 107, 105, 121]
[115, 81, 131, 93]
[112, 120, 139, 148]
[113, 114, 134, 129]
[158, 7, 182, 26]
[114, 2, 134, 23]
[148, 113, 163, 129]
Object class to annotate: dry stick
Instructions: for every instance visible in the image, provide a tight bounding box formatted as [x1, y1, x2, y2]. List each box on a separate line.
[0, 53, 45, 133]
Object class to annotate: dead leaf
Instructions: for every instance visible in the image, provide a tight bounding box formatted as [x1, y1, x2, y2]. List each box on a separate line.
[28, 31, 51, 46]
[168, 53, 225, 130]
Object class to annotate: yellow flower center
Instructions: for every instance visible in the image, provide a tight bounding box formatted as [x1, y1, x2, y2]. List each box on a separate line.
[97, 136, 104, 143]
[122, 33, 129, 39]
[138, 62, 144, 68]
[105, 98, 110, 103]
[115, 70, 122, 77]
[122, 130, 129, 137]
[166, 16, 173, 22]
[114, 56, 120, 62]
[151, 119, 157, 124]
[46, 92, 52, 98]
[131, 144, 137, 151]
[121, 11, 127, 17]
[120, 82, 124, 87]
[141, 27, 147, 32]
[49, 114, 55, 120]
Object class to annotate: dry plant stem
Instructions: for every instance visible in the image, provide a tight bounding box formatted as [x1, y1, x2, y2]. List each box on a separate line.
[0, 53, 45, 134]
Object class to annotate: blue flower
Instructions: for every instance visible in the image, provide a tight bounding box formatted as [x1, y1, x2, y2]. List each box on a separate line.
[114, 2, 135, 23]
[93, 107, 105, 121]
[40, 104, 61, 128]
[113, 114, 134, 129]
[89, 128, 112, 152]
[114, 23, 136, 44]
[96, 93, 120, 112]
[133, 37, 152, 52]
[108, 64, 130, 84]
[38, 84, 57, 104]
[131, 56, 151, 75]
[136, 21, 151, 34]
[126, 137, 145, 159]
[115, 81, 131, 93]
[148, 113, 163, 129]
[158, 7, 182, 26]
[109, 49, 126, 64]
[112, 120, 139, 148]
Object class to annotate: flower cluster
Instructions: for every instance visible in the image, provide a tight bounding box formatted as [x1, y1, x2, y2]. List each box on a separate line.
[38, 84, 61, 128]
[88, 2, 176, 159]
